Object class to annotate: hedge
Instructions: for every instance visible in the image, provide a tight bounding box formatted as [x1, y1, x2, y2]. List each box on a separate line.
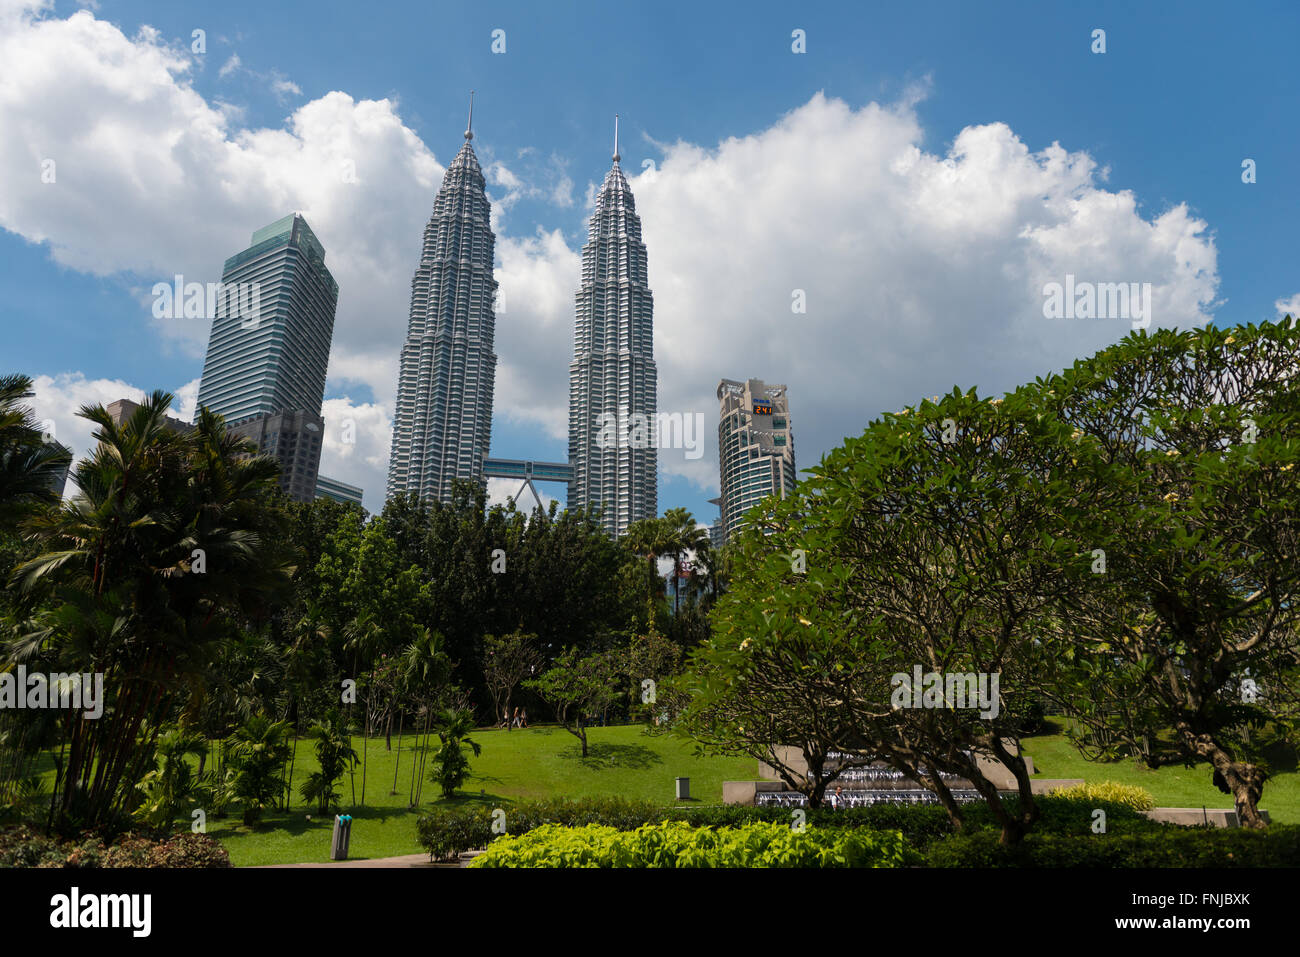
[925, 825, 1300, 867]
[469, 821, 921, 868]
[416, 793, 1162, 861]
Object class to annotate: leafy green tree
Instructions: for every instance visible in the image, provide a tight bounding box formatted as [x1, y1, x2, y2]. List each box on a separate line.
[299, 713, 359, 814]
[10, 393, 294, 831]
[134, 726, 211, 831]
[429, 708, 480, 799]
[224, 714, 292, 826]
[1043, 321, 1300, 827]
[0, 374, 70, 526]
[526, 648, 622, 758]
[481, 630, 541, 729]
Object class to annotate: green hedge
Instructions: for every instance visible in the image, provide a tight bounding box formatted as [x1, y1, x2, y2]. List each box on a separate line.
[469, 821, 921, 868]
[416, 795, 1160, 860]
[0, 825, 232, 868]
[925, 825, 1300, 867]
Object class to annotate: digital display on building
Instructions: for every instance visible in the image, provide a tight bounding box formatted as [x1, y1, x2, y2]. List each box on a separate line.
[752, 399, 773, 415]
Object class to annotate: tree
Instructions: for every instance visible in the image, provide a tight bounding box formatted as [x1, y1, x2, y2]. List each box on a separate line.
[481, 630, 541, 728]
[526, 647, 622, 758]
[0, 374, 70, 526]
[224, 714, 292, 827]
[1043, 321, 1300, 828]
[10, 393, 294, 831]
[299, 713, 359, 814]
[659, 507, 710, 615]
[680, 384, 1107, 839]
[428, 708, 480, 799]
[133, 726, 211, 831]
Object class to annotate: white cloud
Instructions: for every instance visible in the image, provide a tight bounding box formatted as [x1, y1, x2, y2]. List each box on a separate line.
[1275, 293, 1300, 320]
[27, 373, 196, 462]
[218, 53, 240, 78]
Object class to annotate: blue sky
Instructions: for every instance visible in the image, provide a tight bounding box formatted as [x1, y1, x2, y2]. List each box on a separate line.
[2, 0, 1296, 522]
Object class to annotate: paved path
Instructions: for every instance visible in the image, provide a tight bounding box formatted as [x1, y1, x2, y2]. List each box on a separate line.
[255, 851, 482, 869]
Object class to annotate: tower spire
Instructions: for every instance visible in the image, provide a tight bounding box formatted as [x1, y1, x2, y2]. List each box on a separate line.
[613, 114, 620, 164]
[465, 90, 475, 141]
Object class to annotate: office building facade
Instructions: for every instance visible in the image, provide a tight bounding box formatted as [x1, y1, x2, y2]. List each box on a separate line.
[386, 113, 498, 504]
[194, 214, 339, 503]
[715, 378, 795, 545]
[196, 214, 338, 425]
[567, 124, 658, 538]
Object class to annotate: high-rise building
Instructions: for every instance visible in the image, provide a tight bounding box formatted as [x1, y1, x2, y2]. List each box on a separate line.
[105, 398, 195, 436]
[567, 118, 657, 538]
[194, 213, 339, 503]
[196, 214, 338, 425]
[715, 378, 795, 545]
[226, 410, 324, 503]
[386, 100, 498, 504]
[316, 473, 364, 507]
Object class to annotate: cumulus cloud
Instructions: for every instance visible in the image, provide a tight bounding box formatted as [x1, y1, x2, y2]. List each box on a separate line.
[1275, 293, 1300, 320]
[317, 396, 391, 506]
[27, 373, 197, 463]
[1, 5, 1223, 510]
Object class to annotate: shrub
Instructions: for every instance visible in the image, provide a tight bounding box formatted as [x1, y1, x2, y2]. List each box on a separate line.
[0, 826, 230, 868]
[469, 821, 921, 868]
[416, 806, 495, 862]
[926, 825, 1300, 867]
[1044, 780, 1155, 812]
[416, 793, 1164, 860]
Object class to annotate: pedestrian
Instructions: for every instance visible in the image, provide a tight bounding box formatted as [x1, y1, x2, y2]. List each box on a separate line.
[512, 706, 521, 729]
[520, 707, 528, 728]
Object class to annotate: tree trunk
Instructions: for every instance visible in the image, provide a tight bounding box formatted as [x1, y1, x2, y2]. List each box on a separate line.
[1184, 729, 1268, 828]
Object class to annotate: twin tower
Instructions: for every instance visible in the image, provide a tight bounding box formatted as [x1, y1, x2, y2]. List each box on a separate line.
[386, 100, 657, 538]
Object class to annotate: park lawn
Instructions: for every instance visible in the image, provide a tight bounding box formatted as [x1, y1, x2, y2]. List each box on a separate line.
[1019, 719, 1299, 825]
[212, 723, 756, 866]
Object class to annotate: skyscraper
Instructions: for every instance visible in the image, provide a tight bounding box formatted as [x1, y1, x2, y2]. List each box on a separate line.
[196, 214, 337, 425]
[715, 378, 795, 545]
[195, 213, 338, 502]
[567, 118, 658, 538]
[387, 98, 498, 504]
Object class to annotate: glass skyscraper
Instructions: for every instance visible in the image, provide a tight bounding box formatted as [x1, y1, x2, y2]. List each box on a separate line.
[567, 124, 658, 538]
[196, 213, 338, 425]
[387, 115, 498, 503]
[195, 213, 338, 503]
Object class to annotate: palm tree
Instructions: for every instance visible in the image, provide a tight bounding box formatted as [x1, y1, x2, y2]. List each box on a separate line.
[429, 708, 480, 799]
[0, 374, 71, 527]
[299, 714, 359, 814]
[660, 508, 710, 615]
[224, 714, 292, 827]
[11, 391, 292, 830]
[622, 516, 672, 608]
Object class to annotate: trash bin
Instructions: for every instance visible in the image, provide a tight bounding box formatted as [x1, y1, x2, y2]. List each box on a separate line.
[331, 814, 352, 860]
[675, 777, 690, 800]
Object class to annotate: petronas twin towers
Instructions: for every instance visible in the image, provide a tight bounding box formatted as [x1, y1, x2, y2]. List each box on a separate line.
[387, 101, 657, 537]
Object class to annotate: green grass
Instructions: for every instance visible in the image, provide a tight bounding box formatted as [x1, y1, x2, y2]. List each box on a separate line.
[211, 724, 755, 866]
[1020, 719, 1299, 825]
[20, 717, 1299, 865]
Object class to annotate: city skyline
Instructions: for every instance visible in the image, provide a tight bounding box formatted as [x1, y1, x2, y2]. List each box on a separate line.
[4, 1, 1297, 527]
